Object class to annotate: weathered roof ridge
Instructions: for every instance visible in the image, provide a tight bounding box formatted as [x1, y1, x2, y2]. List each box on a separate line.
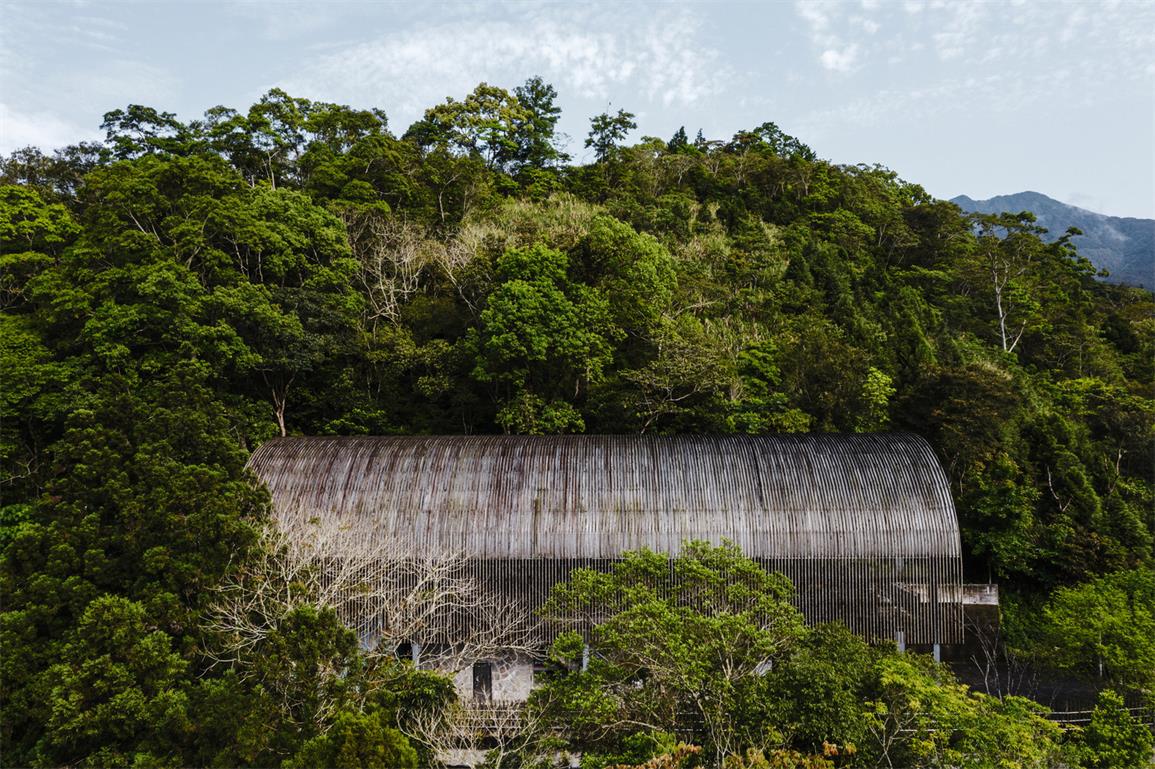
[248, 433, 960, 560]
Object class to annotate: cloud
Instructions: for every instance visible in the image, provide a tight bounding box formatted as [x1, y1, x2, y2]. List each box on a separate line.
[1065, 192, 1109, 215]
[1, 3, 179, 147]
[278, 6, 729, 127]
[52, 59, 180, 116]
[929, 3, 988, 61]
[225, 0, 357, 42]
[793, 72, 1021, 138]
[794, 1, 872, 72]
[792, 0, 1155, 87]
[820, 45, 859, 72]
[0, 103, 99, 153]
[795, 2, 834, 42]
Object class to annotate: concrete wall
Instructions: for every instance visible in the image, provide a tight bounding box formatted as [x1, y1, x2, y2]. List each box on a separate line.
[452, 653, 536, 702]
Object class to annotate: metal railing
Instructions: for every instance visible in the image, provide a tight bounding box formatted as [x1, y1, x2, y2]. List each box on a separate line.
[1045, 705, 1154, 728]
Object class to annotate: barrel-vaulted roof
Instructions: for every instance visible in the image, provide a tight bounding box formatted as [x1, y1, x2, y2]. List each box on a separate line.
[247, 433, 960, 561]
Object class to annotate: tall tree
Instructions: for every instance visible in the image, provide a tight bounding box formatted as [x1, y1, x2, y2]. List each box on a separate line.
[966, 211, 1048, 354]
[513, 75, 569, 169]
[100, 105, 194, 159]
[586, 109, 637, 161]
[407, 83, 531, 173]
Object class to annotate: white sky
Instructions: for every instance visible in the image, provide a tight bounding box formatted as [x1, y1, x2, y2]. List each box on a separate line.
[2, 0, 1153, 218]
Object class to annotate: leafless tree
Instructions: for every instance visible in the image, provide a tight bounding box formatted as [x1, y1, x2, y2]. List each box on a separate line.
[342, 205, 505, 320]
[965, 612, 1036, 702]
[403, 698, 561, 769]
[206, 515, 542, 673]
[340, 209, 439, 328]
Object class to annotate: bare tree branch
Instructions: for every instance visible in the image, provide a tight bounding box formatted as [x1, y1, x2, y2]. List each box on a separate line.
[402, 699, 559, 769]
[205, 516, 543, 677]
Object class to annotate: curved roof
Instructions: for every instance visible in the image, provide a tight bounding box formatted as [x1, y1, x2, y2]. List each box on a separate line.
[247, 434, 961, 561]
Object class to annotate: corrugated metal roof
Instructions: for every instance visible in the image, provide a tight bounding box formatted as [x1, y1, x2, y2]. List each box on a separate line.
[247, 433, 961, 561]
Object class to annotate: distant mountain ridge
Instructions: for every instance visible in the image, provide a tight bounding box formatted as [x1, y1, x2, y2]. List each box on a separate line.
[950, 191, 1154, 288]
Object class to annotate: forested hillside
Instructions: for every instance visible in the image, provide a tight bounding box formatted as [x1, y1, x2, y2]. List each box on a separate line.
[2, 81, 1153, 767]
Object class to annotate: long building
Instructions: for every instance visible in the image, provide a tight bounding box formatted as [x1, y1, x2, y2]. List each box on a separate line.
[248, 434, 968, 669]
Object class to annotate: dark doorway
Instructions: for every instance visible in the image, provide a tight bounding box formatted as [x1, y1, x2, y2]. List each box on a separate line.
[472, 661, 493, 702]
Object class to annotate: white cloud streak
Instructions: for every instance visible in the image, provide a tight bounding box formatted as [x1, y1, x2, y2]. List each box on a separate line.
[793, 0, 1155, 76]
[279, 6, 728, 127]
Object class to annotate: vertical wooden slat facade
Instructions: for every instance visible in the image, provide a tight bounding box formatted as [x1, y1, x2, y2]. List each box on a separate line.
[247, 434, 964, 645]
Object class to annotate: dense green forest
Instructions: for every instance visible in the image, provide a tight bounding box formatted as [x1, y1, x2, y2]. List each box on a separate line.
[1, 79, 1153, 767]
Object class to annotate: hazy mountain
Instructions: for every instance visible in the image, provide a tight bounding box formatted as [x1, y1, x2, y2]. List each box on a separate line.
[951, 191, 1154, 288]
